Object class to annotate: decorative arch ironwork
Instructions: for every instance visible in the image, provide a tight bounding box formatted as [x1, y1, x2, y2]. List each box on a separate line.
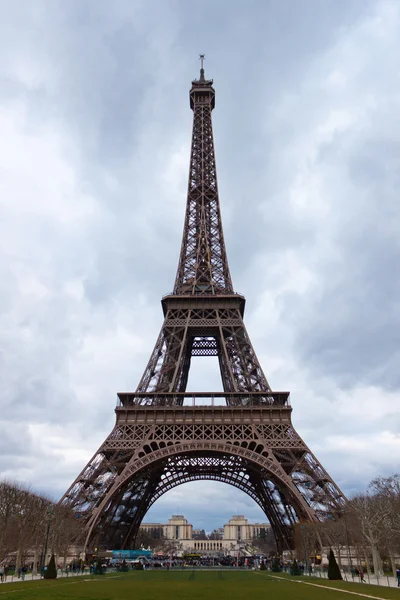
[83, 442, 319, 553]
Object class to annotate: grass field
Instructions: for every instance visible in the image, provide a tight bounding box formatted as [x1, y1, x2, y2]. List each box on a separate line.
[1, 570, 399, 600]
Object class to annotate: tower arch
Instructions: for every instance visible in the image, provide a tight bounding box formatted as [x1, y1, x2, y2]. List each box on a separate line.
[79, 431, 334, 553]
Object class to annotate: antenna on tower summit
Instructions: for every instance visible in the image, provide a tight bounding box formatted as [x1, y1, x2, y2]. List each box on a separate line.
[199, 53, 205, 81]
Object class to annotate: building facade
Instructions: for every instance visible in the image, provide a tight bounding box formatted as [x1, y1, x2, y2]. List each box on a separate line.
[139, 514, 271, 554]
[140, 515, 193, 540]
[223, 515, 270, 542]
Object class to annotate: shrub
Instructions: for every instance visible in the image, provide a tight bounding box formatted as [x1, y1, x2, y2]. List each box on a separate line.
[120, 560, 129, 572]
[43, 554, 57, 579]
[94, 559, 104, 575]
[328, 549, 342, 580]
[271, 557, 281, 572]
[290, 559, 301, 576]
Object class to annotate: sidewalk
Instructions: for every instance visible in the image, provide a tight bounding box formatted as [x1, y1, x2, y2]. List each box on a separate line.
[0, 569, 116, 585]
[303, 570, 398, 588]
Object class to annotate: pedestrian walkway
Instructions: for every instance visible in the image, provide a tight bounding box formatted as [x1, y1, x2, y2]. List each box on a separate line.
[0, 569, 117, 585]
[303, 570, 398, 589]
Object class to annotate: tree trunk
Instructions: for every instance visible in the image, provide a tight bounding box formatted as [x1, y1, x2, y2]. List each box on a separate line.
[389, 552, 396, 578]
[15, 548, 21, 574]
[353, 544, 362, 571]
[371, 543, 382, 577]
[364, 553, 372, 576]
[32, 548, 38, 576]
[335, 545, 342, 569]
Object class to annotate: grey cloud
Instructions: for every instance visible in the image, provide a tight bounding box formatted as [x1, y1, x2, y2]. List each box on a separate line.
[0, 0, 398, 523]
[286, 124, 400, 388]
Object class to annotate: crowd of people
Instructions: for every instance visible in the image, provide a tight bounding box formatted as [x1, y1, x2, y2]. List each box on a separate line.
[1, 556, 399, 587]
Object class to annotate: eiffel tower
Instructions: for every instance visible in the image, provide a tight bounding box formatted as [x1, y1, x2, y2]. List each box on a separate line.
[61, 58, 345, 552]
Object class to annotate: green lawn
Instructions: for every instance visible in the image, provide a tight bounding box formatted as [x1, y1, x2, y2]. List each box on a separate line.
[1, 570, 399, 600]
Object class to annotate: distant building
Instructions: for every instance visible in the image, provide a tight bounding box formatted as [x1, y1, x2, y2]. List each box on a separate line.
[192, 528, 207, 540]
[139, 514, 271, 554]
[139, 523, 164, 539]
[140, 515, 192, 540]
[163, 515, 193, 540]
[223, 515, 270, 542]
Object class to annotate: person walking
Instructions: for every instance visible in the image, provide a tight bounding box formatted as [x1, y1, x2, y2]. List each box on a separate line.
[359, 569, 365, 583]
[0, 565, 4, 583]
[396, 566, 400, 587]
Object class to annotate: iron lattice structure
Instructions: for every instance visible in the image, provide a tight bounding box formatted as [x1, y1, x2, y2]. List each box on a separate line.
[61, 64, 345, 552]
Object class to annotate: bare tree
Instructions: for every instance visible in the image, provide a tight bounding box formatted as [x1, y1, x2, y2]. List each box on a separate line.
[350, 493, 388, 576]
[135, 529, 170, 553]
[0, 480, 22, 561]
[369, 475, 400, 576]
[251, 534, 276, 556]
[0, 481, 49, 569]
[322, 519, 348, 569]
[51, 504, 83, 568]
[294, 522, 320, 566]
[0, 480, 83, 570]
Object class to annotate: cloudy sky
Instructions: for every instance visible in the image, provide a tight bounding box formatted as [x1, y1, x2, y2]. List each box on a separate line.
[1, 0, 399, 532]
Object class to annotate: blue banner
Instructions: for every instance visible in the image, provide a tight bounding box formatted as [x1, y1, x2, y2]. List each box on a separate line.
[112, 549, 152, 559]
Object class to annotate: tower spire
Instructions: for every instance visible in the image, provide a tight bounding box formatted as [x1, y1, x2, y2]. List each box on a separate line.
[174, 64, 233, 295]
[199, 53, 205, 81]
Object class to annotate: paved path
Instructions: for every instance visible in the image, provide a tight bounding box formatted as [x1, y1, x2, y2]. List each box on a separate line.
[304, 570, 398, 588]
[0, 570, 108, 585]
